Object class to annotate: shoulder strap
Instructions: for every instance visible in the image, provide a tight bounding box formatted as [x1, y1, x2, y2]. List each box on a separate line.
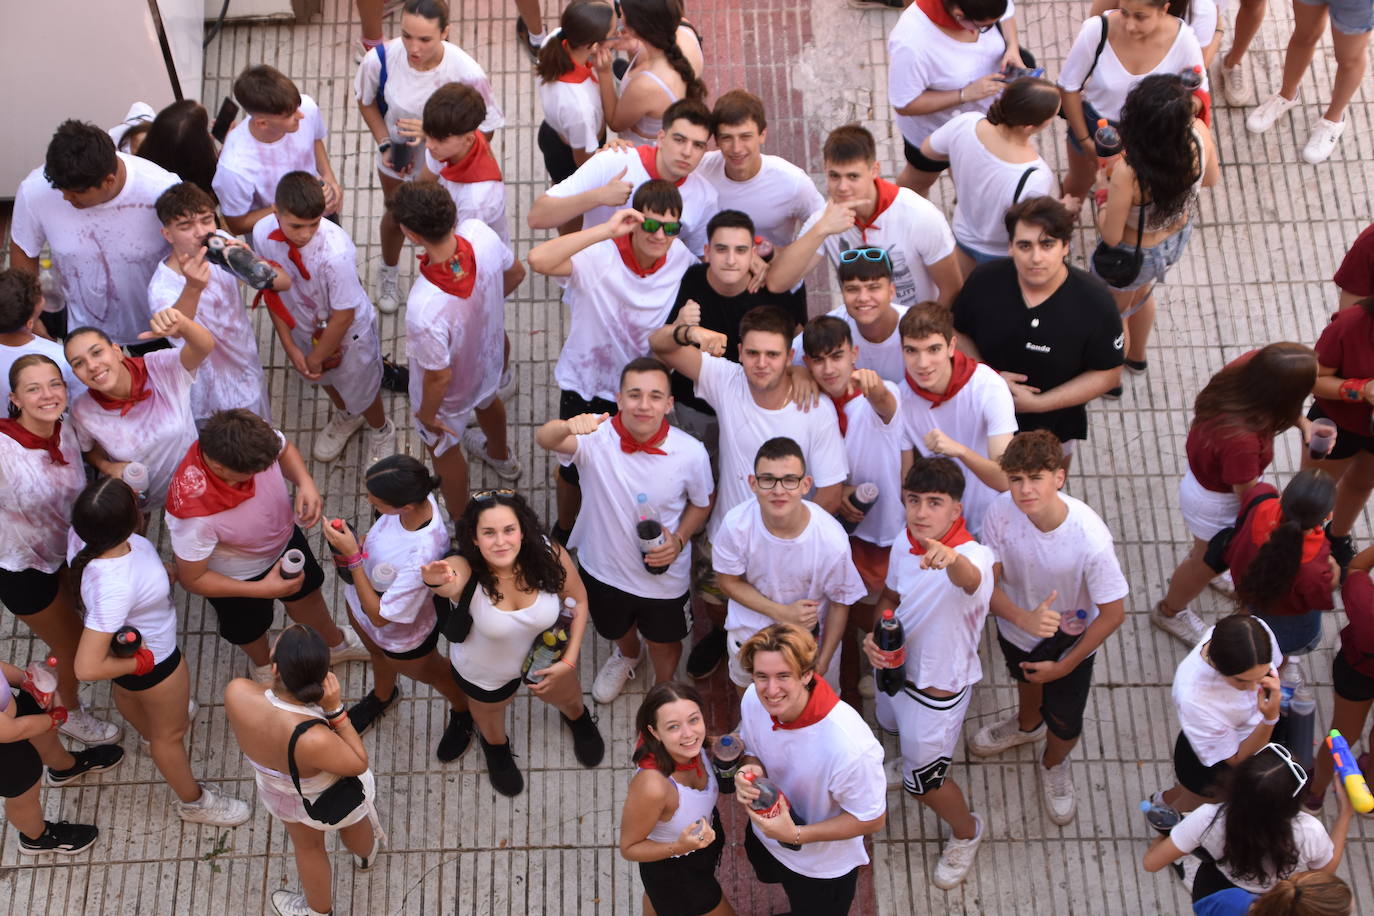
[1129, 199, 1146, 252]
[286, 718, 328, 798]
[1079, 14, 1110, 92]
[458, 573, 479, 611]
[375, 44, 390, 119]
[1012, 166, 1037, 204]
[1235, 489, 1279, 532]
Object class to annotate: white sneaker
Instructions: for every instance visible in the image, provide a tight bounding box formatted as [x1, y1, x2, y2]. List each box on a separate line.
[354, 830, 383, 871]
[497, 366, 518, 404]
[272, 890, 329, 916]
[968, 716, 1046, 758]
[1040, 758, 1076, 825]
[1302, 118, 1346, 164]
[251, 662, 274, 685]
[592, 646, 642, 704]
[313, 411, 368, 463]
[1246, 92, 1300, 133]
[1150, 603, 1207, 647]
[1220, 61, 1253, 107]
[462, 428, 522, 481]
[364, 419, 397, 466]
[59, 708, 122, 746]
[177, 782, 252, 827]
[932, 812, 984, 890]
[329, 627, 371, 664]
[375, 267, 402, 315]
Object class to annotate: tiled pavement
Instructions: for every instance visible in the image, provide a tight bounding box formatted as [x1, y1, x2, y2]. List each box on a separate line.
[3, 0, 1374, 913]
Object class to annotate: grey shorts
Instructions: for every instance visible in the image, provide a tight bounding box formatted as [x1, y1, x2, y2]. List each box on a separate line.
[1093, 221, 1194, 300]
[1295, 0, 1374, 35]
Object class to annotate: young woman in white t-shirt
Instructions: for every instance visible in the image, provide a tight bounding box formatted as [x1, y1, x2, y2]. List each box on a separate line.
[535, 3, 614, 191]
[1091, 0, 1221, 64]
[69, 477, 250, 828]
[593, 0, 706, 144]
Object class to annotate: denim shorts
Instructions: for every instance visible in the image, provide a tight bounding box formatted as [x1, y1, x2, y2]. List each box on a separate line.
[1092, 221, 1194, 298]
[956, 239, 1006, 265]
[1296, 0, 1374, 35]
[1255, 609, 1324, 656]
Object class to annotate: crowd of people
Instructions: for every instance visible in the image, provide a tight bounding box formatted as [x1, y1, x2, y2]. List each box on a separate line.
[1, 0, 1371, 913]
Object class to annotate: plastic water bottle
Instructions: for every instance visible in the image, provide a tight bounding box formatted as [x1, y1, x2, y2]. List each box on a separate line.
[1093, 118, 1121, 159]
[371, 562, 397, 591]
[280, 548, 306, 580]
[523, 598, 575, 684]
[38, 258, 64, 313]
[1140, 798, 1181, 834]
[1061, 609, 1088, 636]
[202, 231, 277, 290]
[874, 608, 907, 697]
[712, 734, 744, 794]
[121, 461, 149, 499]
[1288, 680, 1317, 773]
[838, 482, 879, 534]
[1028, 610, 1089, 662]
[110, 626, 143, 658]
[740, 772, 805, 850]
[21, 656, 58, 708]
[635, 493, 670, 575]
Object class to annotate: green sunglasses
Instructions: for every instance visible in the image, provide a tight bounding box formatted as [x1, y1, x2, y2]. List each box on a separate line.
[642, 218, 683, 237]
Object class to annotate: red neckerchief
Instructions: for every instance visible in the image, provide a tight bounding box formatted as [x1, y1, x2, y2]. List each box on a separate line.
[165, 442, 256, 519]
[418, 235, 478, 299]
[905, 349, 976, 407]
[634, 736, 705, 775]
[266, 228, 311, 281]
[907, 516, 974, 555]
[637, 145, 686, 188]
[771, 676, 841, 730]
[611, 414, 669, 455]
[439, 133, 503, 184]
[0, 418, 67, 465]
[613, 233, 668, 277]
[854, 178, 901, 234]
[829, 387, 863, 437]
[252, 281, 297, 329]
[917, 0, 962, 30]
[556, 43, 598, 83]
[1247, 498, 1327, 563]
[88, 356, 153, 416]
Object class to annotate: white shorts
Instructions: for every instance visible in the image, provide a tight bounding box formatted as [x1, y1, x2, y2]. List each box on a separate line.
[875, 683, 971, 795]
[727, 625, 841, 690]
[291, 323, 384, 416]
[1178, 467, 1242, 541]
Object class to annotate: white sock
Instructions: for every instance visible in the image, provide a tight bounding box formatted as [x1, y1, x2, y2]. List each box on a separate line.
[379, 263, 398, 278]
[528, 29, 546, 47]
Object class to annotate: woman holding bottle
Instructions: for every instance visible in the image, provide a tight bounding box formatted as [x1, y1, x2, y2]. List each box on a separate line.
[595, 0, 707, 144]
[536, 1, 614, 186]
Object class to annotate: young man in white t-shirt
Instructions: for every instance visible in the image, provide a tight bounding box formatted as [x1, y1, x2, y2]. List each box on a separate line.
[9, 120, 179, 349]
[896, 301, 1015, 535]
[0, 270, 83, 403]
[767, 124, 962, 309]
[713, 438, 867, 689]
[535, 357, 714, 702]
[528, 181, 698, 540]
[734, 623, 886, 915]
[213, 66, 342, 236]
[864, 456, 995, 889]
[792, 248, 909, 384]
[970, 429, 1128, 825]
[527, 98, 719, 256]
[389, 181, 522, 521]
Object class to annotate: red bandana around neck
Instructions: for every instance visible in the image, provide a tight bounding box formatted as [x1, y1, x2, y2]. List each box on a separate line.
[439, 132, 504, 185]
[418, 235, 478, 299]
[829, 387, 863, 437]
[771, 676, 841, 730]
[165, 442, 256, 519]
[0, 418, 67, 465]
[611, 414, 669, 455]
[89, 356, 153, 416]
[634, 736, 705, 775]
[905, 349, 976, 407]
[907, 516, 974, 555]
[266, 228, 311, 280]
[854, 178, 900, 234]
[1247, 498, 1327, 563]
[613, 232, 668, 278]
[557, 43, 598, 83]
[917, 0, 962, 31]
[637, 144, 686, 188]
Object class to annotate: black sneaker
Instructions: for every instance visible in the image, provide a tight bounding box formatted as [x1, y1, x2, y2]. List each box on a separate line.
[18, 820, 99, 856]
[686, 626, 727, 679]
[436, 709, 474, 762]
[561, 707, 605, 768]
[1102, 386, 1123, 401]
[479, 734, 525, 797]
[347, 686, 401, 735]
[514, 17, 539, 61]
[380, 356, 410, 393]
[1326, 523, 1356, 569]
[45, 743, 125, 786]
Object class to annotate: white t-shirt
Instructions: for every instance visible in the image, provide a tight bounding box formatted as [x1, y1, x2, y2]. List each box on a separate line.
[545, 147, 720, 257]
[213, 95, 328, 219]
[354, 39, 505, 139]
[0, 424, 87, 573]
[738, 685, 886, 878]
[791, 303, 910, 385]
[798, 187, 955, 309]
[569, 422, 714, 598]
[70, 533, 178, 664]
[537, 42, 603, 154]
[11, 154, 179, 346]
[1189, 0, 1219, 48]
[896, 363, 1017, 534]
[979, 493, 1129, 653]
[147, 261, 268, 422]
[344, 496, 450, 654]
[693, 152, 824, 250]
[554, 236, 696, 402]
[1058, 14, 1205, 123]
[404, 220, 514, 418]
[887, 1, 1017, 145]
[712, 500, 867, 636]
[925, 112, 1055, 257]
[694, 354, 849, 540]
[837, 387, 906, 547]
[0, 337, 84, 405]
[885, 536, 996, 691]
[70, 348, 197, 511]
[422, 148, 511, 247]
[449, 587, 561, 690]
[1172, 621, 1282, 767]
[1169, 804, 1332, 894]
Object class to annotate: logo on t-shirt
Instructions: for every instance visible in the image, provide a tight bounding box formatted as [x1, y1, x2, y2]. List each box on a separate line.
[173, 465, 208, 501]
[1025, 342, 1051, 353]
[1112, 333, 1124, 351]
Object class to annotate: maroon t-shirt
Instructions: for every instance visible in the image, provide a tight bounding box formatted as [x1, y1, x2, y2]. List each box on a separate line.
[1225, 484, 1335, 617]
[1313, 305, 1374, 434]
[1340, 571, 1374, 679]
[1333, 223, 1374, 298]
[1186, 415, 1273, 494]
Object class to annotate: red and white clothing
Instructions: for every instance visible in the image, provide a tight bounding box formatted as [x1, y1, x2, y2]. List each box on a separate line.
[68, 533, 178, 664]
[791, 303, 910, 384]
[344, 495, 449, 654]
[147, 261, 269, 422]
[568, 421, 714, 599]
[251, 215, 383, 416]
[424, 144, 512, 247]
[834, 384, 905, 548]
[537, 32, 604, 154]
[642, 750, 719, 849]
[553, 235, 696, 402]
[1173, 621, 1280, 766]
[213, 95, 328, 220]
[69, 348, 197, 510]
[1313, 305, 1374, 434]
[0, 423, 86, 573]
[11, 153, 178, 346]
[1223, 484, 1336, 618]
[693, 152, 824, 250]
[1059, 14, 1205, 123]
[1181, 410, 1272, 540]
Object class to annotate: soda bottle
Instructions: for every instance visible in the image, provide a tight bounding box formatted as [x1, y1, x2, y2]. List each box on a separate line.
[635, 493, 670, 575]
[371, 562, 397, 591]
[202, 231, 277, 290]
[873, 608, 907, 697]
[122, 461, 149, 499]
[280, 548, 306, 580]
[38, 257, 64, 313]
[838, 482, 880, 534]
[1093, 119, 1122, 159]
[1139, 797, 1181, 835]
[754, 235, 774, 262]
[21, 656, 59, 708]
[110, 626, 143, 658]
[523, 598, 575, 684]
[712, 734, 744, 794]
[1178, 65, 1204, 90]
[740, 772, 805, 850]
[326, 518, 356, 584]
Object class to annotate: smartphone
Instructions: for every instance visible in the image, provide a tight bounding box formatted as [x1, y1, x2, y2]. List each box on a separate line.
[211, 97, 240, 144]
[1002, 63, 1046, 81]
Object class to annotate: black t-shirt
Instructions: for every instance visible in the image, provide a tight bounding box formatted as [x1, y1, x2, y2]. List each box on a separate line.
[952, 259, 1123, 442]
[665, 263, 808, 415]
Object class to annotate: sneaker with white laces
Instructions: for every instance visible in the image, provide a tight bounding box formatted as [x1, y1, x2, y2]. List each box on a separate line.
[18, 820, 99, 856]
[592, 646, 643, 704]
[46, 743, 125, 786]
[1040, 758, 1076, 825]
[968, 716, 1046, 758]
[177, 782, 252, 827]
[365, 419, 397, 466]
[251, 662, 274, 685]
[462, 428, 522, 480]
[1302, 118, 1346, 164]
[1220, 61, 1253, 107]
[375, 267, 402, 315]
[1150, 602, 1207, 647]
[271, 890, 329, 916]
[1246, 92, 1300, 133]
[313, 411, 368, 463]
[497, 366, 518, 404]
[59, 707, 121, 746]
[329, 627, 371, 664]
[932, 812, 984, 890]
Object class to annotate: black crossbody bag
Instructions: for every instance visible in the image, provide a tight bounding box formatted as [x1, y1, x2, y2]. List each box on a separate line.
[442, 575, 480, 644]
[287, 719, 367, 825]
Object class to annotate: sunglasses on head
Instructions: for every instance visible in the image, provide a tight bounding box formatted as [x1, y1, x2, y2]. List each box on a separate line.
[1262, 743, 1309, 797]
[471, 488, 517, 503]
[641, 218, 683, 236]
[839, 247, 890, 265]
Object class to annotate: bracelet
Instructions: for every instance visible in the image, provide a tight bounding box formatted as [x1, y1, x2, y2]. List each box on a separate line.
[560, 657, 576, 671]
[673, 532, 686, 551]
[958, 86, 966, 103]
[794, 825, 803, 847]
[672, 324, 692, 346]
[377, 139, 392, 153]
[322, 706, 345, 721]
[335, 550, 367, 568]
[1339, 377, 1370, 402]
[1262, 716, 1280, 726]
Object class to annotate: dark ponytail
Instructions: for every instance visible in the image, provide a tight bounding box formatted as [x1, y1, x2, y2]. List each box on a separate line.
[986, 76, 1061, 127]
[69, 477, 141, 588]
[365, 454, 441, 508]
[536, 1, 615, 83]
[1236, 470, 1336, 614]
[272, 624, 330, 704]
[633, 681, 705, 773]
[621, 0, 707, 102]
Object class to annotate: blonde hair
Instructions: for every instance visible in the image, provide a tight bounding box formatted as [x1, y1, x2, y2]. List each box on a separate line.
[1249, 871, 1352, 916]
[738, 624, 817, 681]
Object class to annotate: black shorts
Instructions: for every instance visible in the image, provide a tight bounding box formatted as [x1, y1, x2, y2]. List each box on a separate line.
[1173, 731, 1229, 798]
[902, 138, 950, 173]
[539, 121, 582, 184]
[1308, 402, 1374, 460]
[114, 646, 182, 691]
[451, 663, 522, 703]
[0, 566, 62, 616]
[996, 633, 1096, 741]
[581, 563, 690, 643]
[1333, 651, 1374, 703]
[383, 607, 445, 661]
[205, 526, 326, 645]
[639, 809, 725, 916]
[0, 691, 45, 798]
[557, 390, 618, 485]
[744, 824, 859, 916]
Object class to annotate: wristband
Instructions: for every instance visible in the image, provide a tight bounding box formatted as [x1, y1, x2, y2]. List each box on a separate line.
[48, 706, 68, 729]
[377, 139, 392, 153]
[334, 550, 367, 568]
[958, 86, 966, 102]
[132, 647, 156, 677]
[1262, 716, 1280, 726]
[795, 825, 803, 847]
[673, 324, 692, 346]
[560, 657, 576, 671]
[1339, 377, 1370, 402]
[322, 706, 345, 721]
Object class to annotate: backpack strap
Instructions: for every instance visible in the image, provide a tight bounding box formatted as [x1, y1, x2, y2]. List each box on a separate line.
[286, 718, 328, 799]
[375, 44, 390, 119]
[1078, 14, 1110, 92]
[1235, 489, 1279, 533]
[1012, 166, 1037, 204]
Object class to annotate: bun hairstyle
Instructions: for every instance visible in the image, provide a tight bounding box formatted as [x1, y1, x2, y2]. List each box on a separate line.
[365, 454, 442, 508]
[69, 477, 141, 587]
[1206, 613, 1276, 676]
[620, 0, 707, 102]
[536, 0, 615, 83]
[272, 625, 330, 704]
[633, 681, 705, 773]
[986, 76, 1061, 128]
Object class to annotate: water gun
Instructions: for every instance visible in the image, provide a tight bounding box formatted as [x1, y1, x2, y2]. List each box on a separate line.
[1326, 730, 1374, 814]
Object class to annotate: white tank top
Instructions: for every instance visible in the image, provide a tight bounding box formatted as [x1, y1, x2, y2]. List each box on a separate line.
[644, 750, 719, 854]
[617, 62, 679, 144]
[448, 584, 561, 690]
